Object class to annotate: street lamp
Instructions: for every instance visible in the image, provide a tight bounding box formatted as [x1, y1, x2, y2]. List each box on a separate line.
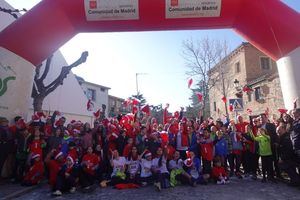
[136, 73, 147, 95]
[234, 79, 241, 91]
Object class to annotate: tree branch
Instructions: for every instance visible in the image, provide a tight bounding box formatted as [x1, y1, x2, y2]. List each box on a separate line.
[39, 55, 53, 81]
[45, 51, 88, 91]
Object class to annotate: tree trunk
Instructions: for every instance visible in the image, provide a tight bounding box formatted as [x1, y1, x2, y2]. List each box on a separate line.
[33, 96, 44, 112]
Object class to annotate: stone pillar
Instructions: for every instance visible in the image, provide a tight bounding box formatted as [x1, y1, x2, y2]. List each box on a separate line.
[0, 47, 35, 122]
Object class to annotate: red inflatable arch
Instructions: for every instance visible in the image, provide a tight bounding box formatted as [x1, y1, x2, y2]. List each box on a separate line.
[0, 0, 300, 111]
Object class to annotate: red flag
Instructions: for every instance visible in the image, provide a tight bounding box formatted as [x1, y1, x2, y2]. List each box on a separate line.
[87, 99, 94, 111]
[93, 109, 101, 118]
[188, 78, 193, 89]
[131, 98, 140, 105]
[229, 104, 233, 112]
[243, 86, 253, 93]
[195, 92, 203, 102]
[278, 108, 288, 114]
[221, 96, 227, 103]
[141, 105, 150, 115]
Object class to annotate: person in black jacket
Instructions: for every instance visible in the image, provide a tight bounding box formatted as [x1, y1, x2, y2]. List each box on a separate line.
[277, 123, 300, 186]
[259, 113, 281, 179]
[291, 108, 300, 162]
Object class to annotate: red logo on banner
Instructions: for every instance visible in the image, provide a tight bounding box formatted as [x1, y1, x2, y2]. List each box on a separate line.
[89, 1, 97, 9]
[171, 0, 179, 7]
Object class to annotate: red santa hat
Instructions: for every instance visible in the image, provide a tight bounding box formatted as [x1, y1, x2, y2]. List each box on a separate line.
[278, 108, 288, 114]
[184, 158, 193, 167]
[32, 154, 41, 160]
[67, 156, 74, 164]
[144, 150, 152, 158]
[55, 151, 64, 160]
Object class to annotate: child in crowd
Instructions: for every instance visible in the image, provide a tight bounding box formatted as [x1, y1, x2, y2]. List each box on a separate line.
[211, 156, 229, 185]
[228, 124, 243, 178]
[152, 147, 170, 191]
[80, 146, 100, 191]
[22, 154, 44, 186]
[139, 150, 153, 186]
[110, 150, 127, 186]
[126, 146, 140, 184]
[200, 128, 214, 175]
[184, 151, 209, 185]
[169, 151, 194, 187]
[52, 156, 78, 196]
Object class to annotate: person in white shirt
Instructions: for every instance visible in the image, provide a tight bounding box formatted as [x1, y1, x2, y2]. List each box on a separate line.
[169, 151, 194, 187]
[110, 150, 127, 186]
[126, 146, 140, 184]
[139, 150, 153, 186]
[151, 147, 170, 191]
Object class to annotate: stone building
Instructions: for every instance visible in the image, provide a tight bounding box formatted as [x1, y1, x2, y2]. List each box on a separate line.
[108, 95, 130, 117]
[76, 75, 110, 117]
[208, 42, 284, 121]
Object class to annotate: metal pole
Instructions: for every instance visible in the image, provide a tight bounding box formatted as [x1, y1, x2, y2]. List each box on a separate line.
[136, 73, 139, 95]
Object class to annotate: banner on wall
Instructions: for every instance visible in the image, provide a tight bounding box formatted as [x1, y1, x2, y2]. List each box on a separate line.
[0, 47, 35, 121]
[166, 0, 222, 19]
[84, 0, 139, 21]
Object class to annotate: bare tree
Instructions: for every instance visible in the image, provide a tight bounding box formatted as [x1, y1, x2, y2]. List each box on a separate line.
[182, 37, 229, 118]
[0, 7, 26, 19]
[32, 52, 88, 112]
[0, 8, 89, 112]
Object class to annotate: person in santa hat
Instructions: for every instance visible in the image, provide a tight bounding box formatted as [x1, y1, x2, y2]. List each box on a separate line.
[184, 151, 209, 185]
[169, 151, 195, 187]
[51, 111, 66, 131]
[28, 121, 46, 161]
[211, 156, 229, 185]
[52, 156, 78, 196]
[45, 149, 65, 190]
[79, 146, 100, 191]
[151, 146, 170, 191]
[139, 150, 153, 186]
[22, 154, 44, 186]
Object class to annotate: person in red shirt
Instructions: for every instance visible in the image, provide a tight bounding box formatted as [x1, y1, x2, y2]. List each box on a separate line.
[28, 122, 46, 160]
[123, 138, 133, 158]
[45, 150, 65, 190]
[200, 129, 214, 174]
[22, 154, 44, 186]
[211, 156, 229, 185]
[80, 146, 100, 190]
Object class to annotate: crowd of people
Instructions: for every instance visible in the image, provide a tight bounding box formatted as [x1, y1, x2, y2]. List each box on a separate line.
[0, 107, 300, 196]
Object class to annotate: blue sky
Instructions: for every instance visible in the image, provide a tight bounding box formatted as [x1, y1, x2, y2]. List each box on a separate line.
[4, 0, 300, 112]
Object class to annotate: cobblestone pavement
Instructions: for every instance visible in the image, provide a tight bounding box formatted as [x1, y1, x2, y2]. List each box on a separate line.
[15, 178, 300, 200]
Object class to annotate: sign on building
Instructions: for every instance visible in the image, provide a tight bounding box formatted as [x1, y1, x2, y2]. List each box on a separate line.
[84, 0, 139, 21]
[229, 98, 244, 111]
[166, 0, 222, 19]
